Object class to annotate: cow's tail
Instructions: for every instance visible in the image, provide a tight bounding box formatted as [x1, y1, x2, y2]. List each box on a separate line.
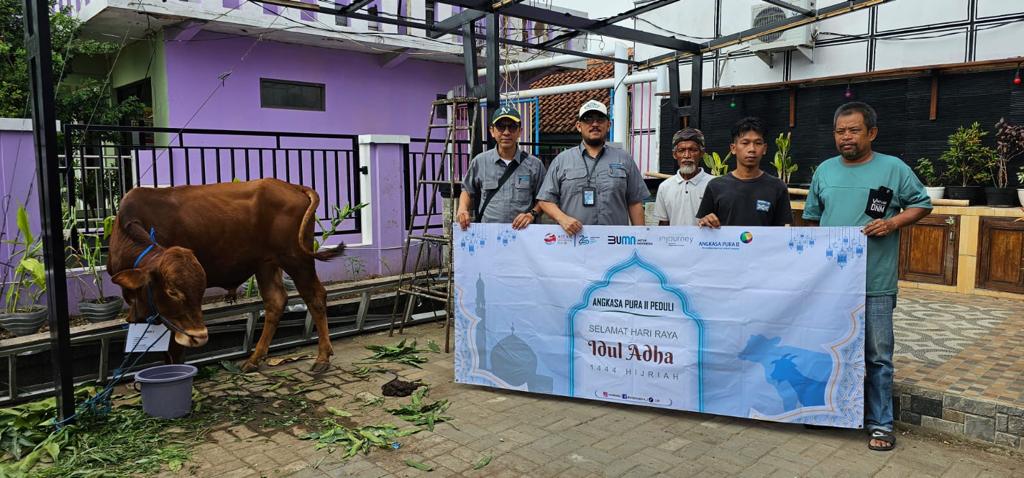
[300, 188, 345, 262]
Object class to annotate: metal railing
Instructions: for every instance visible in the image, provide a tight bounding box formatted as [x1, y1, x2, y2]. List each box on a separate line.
[401, 139, 576, 230]
[60, 125, 364, 240]
[0, 273, 442, 404]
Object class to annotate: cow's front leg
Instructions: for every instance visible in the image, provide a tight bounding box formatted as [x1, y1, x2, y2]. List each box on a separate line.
[242, 266, 287, 372]
[286, 266, 333, 373]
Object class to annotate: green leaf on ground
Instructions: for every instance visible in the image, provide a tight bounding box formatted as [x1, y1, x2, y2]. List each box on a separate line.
[360, 340, 429, 368]
[386, 387, 453, 431]
[326, 407, 352, 417]
[405, 459, 434, 471]
[473, 455, 492, 470]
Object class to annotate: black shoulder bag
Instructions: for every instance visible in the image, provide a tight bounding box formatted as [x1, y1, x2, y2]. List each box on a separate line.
[476, 152, 525, 220]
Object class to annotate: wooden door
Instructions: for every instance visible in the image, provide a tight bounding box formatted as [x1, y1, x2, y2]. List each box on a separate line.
[977, 217, 1024, 294]
[899, 214, 959, 285]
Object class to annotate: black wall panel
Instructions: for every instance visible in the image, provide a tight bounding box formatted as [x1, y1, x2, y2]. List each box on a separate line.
[658, 69, 1024, 187]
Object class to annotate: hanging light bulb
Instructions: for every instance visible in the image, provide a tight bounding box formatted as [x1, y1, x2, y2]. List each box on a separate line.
[729, 97, 737, 108]
[1014, 69, 1022, 86]
[844, 83, 854, 99]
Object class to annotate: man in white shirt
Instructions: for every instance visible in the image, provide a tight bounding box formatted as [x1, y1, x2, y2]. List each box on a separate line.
[653, 128, 712, 226]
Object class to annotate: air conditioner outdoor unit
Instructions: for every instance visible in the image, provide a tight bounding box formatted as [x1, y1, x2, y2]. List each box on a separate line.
[749, 0, 817, 66]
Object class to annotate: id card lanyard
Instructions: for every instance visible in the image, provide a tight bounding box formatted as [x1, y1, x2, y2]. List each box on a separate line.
[582, 146, 603, 207]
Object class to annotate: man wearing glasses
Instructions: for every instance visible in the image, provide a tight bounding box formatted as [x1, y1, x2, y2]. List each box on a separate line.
[537, 100, 649, 235]
[457, 105, 546, 230]
[653, 128, 712, 226]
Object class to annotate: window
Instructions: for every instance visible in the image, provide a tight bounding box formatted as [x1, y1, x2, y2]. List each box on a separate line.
[260, 79, 326, 111]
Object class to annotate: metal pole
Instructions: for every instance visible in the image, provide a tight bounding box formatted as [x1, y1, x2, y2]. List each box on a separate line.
[667, 58, 681, 131]
[22, 0, 75, 421]
[462, 24, 483, 158]
[690, 55, 703, 129]
[485, 12, 499, 151]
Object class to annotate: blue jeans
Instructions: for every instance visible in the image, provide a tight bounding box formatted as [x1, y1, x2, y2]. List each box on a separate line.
[865, 294, 896, 432]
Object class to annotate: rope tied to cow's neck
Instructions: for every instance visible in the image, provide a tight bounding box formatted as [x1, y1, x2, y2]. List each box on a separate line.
[52, 228, 202, 429]
[132, 226, 202, 340]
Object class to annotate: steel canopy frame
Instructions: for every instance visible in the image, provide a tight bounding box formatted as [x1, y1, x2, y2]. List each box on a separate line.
[640, 0, 891, 69]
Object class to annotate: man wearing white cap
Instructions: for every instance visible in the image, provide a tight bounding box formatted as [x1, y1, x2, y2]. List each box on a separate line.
[536, 100, 649, 235]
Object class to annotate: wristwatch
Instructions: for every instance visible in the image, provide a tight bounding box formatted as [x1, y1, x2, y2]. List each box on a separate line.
[528, 209, 541, 219]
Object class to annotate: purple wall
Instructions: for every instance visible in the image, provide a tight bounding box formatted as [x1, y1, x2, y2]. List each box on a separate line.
[0, 130, 428, 317]
[0, 127, 41, 270]
[163, 32, 463, 136]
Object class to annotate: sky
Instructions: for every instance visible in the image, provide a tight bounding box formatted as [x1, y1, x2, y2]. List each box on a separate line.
[546, 0, 633, 20]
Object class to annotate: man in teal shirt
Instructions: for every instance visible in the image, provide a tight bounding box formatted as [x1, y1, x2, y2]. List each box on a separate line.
[803, 102, 931, 452]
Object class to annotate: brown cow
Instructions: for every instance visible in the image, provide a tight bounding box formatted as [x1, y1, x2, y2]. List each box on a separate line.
[106, 178, 343, 372]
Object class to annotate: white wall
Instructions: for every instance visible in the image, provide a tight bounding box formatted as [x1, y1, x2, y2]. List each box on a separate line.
[626, 0, 1024, 89]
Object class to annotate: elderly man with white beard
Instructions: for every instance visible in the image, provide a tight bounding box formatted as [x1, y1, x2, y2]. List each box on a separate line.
[653, 128, 712, 226]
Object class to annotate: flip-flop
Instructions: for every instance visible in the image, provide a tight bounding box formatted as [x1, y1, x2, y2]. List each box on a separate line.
[868, 429, 896, 451]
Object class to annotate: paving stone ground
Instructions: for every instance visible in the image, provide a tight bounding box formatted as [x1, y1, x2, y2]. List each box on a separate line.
[157, 314, 1024, 478]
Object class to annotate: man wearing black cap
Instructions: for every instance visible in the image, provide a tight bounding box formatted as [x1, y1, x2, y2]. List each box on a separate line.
[457, 104, 546, 230]
[654, 128, 712, 226]
[536, 100, 649, 235]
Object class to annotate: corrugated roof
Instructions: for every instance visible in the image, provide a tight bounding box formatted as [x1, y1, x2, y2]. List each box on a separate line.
[530, 61, 613, 134]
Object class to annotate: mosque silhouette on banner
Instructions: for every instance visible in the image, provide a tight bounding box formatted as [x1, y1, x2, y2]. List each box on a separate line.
[474, 274, 553, 392]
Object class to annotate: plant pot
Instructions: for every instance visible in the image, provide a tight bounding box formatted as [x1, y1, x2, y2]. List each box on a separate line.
[134, 364, 198, 419]
[0, 307, 48, 336]
[925, 186, 945, 202]
[945, 186, 984, 205]
[78, 297, 124, 324]
[984, 187, 1018, 207]
[1018, 189, 1024, 207]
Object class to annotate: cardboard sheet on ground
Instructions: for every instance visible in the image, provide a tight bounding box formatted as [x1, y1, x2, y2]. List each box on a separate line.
[454, 224, 867, 428]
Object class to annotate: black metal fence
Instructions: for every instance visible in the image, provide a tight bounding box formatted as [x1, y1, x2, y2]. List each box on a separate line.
[60, 125, 364, 241]
[402, 139, 576, 230]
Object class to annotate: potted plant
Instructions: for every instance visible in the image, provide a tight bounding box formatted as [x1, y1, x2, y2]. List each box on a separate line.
[702, 151, 732, 177]
[69, 215, 124, 323]
[991, 118, 1024, 207]
[914, 158, 944, 201]
[771, 132, 798, 185]
[939, 122, 995, 205]
[0, 206, 48, 336]
[1018, 166, 1024, 207]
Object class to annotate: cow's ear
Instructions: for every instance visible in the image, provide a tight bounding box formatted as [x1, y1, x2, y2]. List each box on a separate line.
[111, 269, 150, 290]
[165, 286, 186, 303]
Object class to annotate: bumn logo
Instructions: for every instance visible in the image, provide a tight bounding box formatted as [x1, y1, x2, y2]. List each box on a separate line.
[607, 235, 637, 245]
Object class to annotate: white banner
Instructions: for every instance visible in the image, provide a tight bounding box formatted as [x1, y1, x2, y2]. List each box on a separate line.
[454, 224, 867, 428]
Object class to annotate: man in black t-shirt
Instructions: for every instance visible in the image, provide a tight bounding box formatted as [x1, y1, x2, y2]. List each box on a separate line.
[696, 117, 792, 227]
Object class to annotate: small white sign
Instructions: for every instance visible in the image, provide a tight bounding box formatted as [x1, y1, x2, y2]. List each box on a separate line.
[125, 323, 171, 353]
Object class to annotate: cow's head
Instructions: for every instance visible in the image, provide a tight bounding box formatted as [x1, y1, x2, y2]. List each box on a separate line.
[111, 246, 208, 347]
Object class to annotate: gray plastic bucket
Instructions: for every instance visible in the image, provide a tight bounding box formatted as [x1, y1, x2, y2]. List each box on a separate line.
[134, 364, 198, 419]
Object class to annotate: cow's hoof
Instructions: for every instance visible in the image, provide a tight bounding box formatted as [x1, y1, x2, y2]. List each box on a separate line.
[240, 360, 260, 373]
[310, 361, 331, 373]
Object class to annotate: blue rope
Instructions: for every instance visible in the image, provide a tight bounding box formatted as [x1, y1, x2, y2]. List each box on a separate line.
[52, 313, 170, 429]
[133, 227, 160, 268]
[53, 226, 177, 428]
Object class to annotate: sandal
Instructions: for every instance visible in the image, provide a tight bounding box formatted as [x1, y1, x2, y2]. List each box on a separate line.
[867, 429, 896, 451]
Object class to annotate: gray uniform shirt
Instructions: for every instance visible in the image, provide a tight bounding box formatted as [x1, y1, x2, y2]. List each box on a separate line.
[536, 143, 650, 225]
[461, 148, 546, 224]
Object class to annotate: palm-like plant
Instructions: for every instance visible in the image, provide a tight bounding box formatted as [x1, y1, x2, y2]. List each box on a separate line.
[772, 132, 798, 184]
